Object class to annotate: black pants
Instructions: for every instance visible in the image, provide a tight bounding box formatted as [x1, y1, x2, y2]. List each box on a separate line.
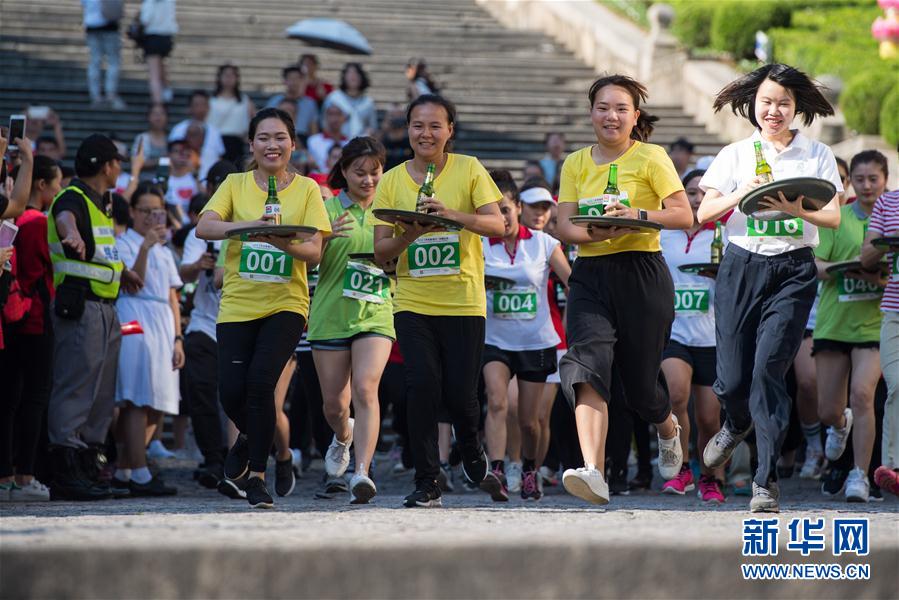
[217, 312, 304, 473]
[289, 350, 331, 457]
[395, 312, 484, 484]
[380, 361, 409, 451]
[713, 245, 816, 487]
[560, 252, 674, 424]
[183, 331, 224, 467]
[0, 332, 53, 478]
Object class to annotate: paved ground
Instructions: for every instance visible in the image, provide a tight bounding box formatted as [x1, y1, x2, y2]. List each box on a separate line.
[2, 457, 897, 599]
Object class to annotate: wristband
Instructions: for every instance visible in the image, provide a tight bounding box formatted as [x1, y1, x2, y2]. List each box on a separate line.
[174, 335, 184, 343]
[638, 209, 648, 221]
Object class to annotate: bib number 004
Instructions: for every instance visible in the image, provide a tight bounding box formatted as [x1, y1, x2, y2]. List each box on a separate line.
[492, 287, 538, 320]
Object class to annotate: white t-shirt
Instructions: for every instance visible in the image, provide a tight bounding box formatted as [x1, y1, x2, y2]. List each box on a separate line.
[182, 228, 221, 341]
[483, 227, 561, 351]
[699, 130, 843, 256]
[307, 132, 347, 173]
[140, 0, 178, 35]
[116, 228, 183, 301]
[165, 171, 198, 223]
[169, 119, 225, 180]
[208, 94, 251, 138]
[660, 228, 716, 347]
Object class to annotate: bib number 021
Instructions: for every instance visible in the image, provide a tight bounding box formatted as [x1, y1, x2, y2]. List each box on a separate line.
[342, 261, 390, 304]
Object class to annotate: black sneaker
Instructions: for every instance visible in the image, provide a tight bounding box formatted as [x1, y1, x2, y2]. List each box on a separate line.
[110, 477, 131, 498]
[195, 463, 223, 490]
[224, 434, 249, 480]
[129, 476, 177, 497]
[275, 458, 296, 497]
[314, 473, 349, 499]
[479, 468, 509, 502]
[403, 480, 442, 508]
[461, 444, 488, 485]
[822, 466, 849, 496]
[628, 468, 653, 492]
[608, 469, 630, 496]
[245, 476, 274, 509]
[217, 475, 248, 499]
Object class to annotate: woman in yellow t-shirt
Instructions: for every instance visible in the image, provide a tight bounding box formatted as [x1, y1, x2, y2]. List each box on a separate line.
[554, 75, 693, 506]
[373, 94, 504, 508]
[196, 107, 331, 509]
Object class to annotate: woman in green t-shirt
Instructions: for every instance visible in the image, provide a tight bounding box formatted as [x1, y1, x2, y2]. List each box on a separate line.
[813, 150, 889, 502]
[307, 137, 395, 504]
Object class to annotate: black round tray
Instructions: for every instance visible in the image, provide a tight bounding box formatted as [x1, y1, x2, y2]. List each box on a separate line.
[347, 252, 376, 261]
[569, 215, 663, 232]
[825, 260, 888, 275]
[485, 274, 516, 290]
[739, 177, 835, 222]
[872, 237, 899, 250]
[679, 262, 720, 277]
[373, 209, 463, 231]
[226, 224, 318, 240]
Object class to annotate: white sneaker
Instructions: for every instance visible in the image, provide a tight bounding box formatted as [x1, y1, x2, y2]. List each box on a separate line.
[9, 479, 50, 502]
[825, 408, 853, 461]
[750, 481, 780, 513]
[845, 467, 869, 503]
[108, 95, 128, 110]
[505, 461, 523, 493]
[291, 448, 303, 477]
[325, 418, 354, 477]
[349, 472, 377, 504]
[538, 465, 558, 486]
[147, 439, 176, 460]
[562, 466, 609, 505]
[799, 447, 825, 480]
[657, 414, 683, 480]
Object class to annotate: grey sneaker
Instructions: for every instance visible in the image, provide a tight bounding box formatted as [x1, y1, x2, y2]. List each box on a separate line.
[825, 408, 853, 461]
[704, 423, 753, 469]
[349, 472, 377, 504]
[844, 467, 869, 503]
[750, 481, 780, 513]
[325, 418, 354, 477]
[657, 414, 683, 480]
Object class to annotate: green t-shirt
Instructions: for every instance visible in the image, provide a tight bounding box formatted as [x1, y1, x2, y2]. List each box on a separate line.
[814, 202, 882, 343]
[307, 192, 395, 341]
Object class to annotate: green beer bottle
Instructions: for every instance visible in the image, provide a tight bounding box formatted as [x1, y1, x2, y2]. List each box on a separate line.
[415, 163, 436, 213]
[602, 163, 619, 213]
[264, 175, 281, 225]
[710, 220, 724, 264]
[754, 141, 773, 184]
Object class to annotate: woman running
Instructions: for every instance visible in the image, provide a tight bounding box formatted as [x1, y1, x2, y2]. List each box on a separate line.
[373, 94, 504, 508]
[482, 171, 570, 501]
[307, 137, 394, 504]
[196, 107, 331, 508]
[555, 74, 693, 505]
[814, 150, 888, 502]
[659, 169, 727, 504]
[697, 64, 843, 513]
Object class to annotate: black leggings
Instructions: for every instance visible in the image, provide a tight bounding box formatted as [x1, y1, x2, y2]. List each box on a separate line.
[395, 312, 484, 484]
[0, 332, 54, 478]
[217, 312, 304, 473]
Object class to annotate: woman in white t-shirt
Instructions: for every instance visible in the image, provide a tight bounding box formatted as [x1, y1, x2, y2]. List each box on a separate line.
[481, 172, 570, 502]
[208, 64, 256, 164]
[696, 64, 843, 513]
[660, 169, 726, 504]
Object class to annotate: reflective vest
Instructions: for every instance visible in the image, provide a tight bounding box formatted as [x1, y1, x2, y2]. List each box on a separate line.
[47, 185, 123, 299]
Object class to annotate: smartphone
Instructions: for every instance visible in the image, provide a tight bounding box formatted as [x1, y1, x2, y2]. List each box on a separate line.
[153, 210, 167, 227]
[8, 115, 26, 150]
[0, 220, 18, 271]
[155, 156, 171, 183]
[27, 106, 50, 120]
[205, 241, 218, 277]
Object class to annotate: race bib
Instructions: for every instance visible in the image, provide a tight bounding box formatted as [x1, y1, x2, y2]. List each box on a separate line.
[578, 196, 605, 217]
[492, 286, 538, 320]
[238, 241, 293, 283]
[342, 261, 390, 304]
[837, 274, 881, 303]
[746, 217, 803, 239]
[674, 284, 710, 315]
[407, 233, 460, 277]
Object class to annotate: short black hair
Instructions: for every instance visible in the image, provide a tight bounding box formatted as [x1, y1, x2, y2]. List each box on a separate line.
[282, 66, 302, 79]
[339, 62, 371, 93]
[188, 89, 210, 104]
[188, 192, 209, 215]
[669, 137, 694, 153]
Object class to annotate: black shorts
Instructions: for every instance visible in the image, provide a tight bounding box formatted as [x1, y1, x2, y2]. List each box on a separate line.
[662, 340, 716, 387]
[309, 331, 394, 351]
[812, 338, 880, 356]
[142, 34, 174, 58]
[483, 344, 557, 383]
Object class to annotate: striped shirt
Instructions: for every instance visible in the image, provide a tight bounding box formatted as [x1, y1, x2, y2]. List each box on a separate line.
[869, 190, 899, 313]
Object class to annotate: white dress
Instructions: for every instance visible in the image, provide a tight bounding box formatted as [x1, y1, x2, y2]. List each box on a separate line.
[115, 229, 183, 414]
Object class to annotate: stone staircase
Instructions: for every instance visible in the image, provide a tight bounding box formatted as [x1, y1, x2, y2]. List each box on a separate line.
[0, 0, 723, 176]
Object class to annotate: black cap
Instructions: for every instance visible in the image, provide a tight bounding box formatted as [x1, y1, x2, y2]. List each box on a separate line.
[75, 134, 126, 170]
[203, 160, 239, 189]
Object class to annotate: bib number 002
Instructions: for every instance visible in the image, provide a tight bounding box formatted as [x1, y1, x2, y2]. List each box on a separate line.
[407, 234, 461, 277]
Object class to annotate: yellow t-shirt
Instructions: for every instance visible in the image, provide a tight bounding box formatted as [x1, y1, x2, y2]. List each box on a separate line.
[373, 153, 501, 316]
[201, 171, 332, 323]
[558, 142, 684, 257]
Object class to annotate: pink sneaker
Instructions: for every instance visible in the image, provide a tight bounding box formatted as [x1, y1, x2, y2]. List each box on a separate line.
[661, 465, 694, 495]
[873, 466, 899, 497]
[697, 475, 726, 504]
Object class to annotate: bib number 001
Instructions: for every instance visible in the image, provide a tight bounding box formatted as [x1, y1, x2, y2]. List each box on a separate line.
[407, 234, 461, 277]
[238, 241, 293, 283]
